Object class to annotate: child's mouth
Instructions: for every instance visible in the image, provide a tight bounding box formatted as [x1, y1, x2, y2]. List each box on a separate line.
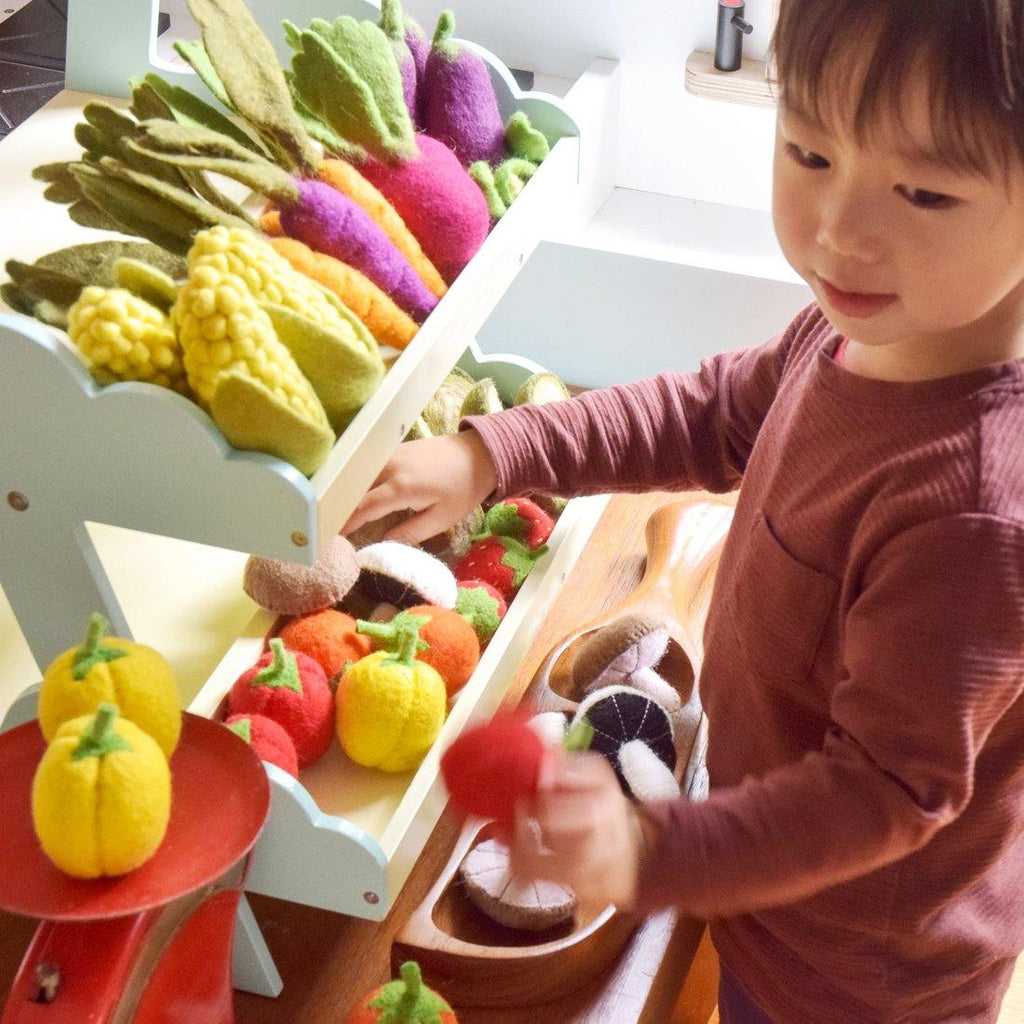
[818, 277, 898, 319]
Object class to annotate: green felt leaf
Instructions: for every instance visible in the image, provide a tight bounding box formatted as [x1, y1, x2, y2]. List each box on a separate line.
[174, 39, 233, 110]
[129, 121, 298, 204]
[130, 74, 267, 157]
[290, 28, 416, 164]
[285, 73, 366, 162]
[186, 0, 319, 175]
[494, 157, 538, 207]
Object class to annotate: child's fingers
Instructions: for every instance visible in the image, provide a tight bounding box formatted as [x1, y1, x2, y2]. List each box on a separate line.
[339, 481, 401, 535]
[544, 751, 620, 794]
[383, 505, 457, 546]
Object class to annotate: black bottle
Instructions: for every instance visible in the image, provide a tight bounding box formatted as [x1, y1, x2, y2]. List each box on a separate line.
[714, 0, 754, 72]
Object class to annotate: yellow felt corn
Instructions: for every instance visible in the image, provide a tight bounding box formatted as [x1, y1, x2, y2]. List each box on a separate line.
[174, 242, 327, 426]
[68, 286, 188, 394]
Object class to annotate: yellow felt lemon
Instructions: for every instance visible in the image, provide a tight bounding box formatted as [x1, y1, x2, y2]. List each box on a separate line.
[336, 612, 447, 773]
[39, 613, 181, 757]
[32, 703, 172, 878]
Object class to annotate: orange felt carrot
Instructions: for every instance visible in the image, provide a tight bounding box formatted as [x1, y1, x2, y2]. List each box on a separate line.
[260, 162, 447, 303]
[268, 236, 418, 351]
[319, 160, 447, 300]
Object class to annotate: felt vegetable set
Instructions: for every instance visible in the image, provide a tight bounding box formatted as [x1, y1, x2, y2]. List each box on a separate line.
[31, 615, 184, 878]
[3, 0, 555, 475]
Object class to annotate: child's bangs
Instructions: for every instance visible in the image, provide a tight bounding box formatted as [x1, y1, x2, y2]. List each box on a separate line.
[772, 0, 1023, 179]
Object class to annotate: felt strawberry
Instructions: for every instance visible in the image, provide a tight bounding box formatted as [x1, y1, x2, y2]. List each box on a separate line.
[440, 707, 592, 824]
[482, 497, 554, 550]
[455, 580, 507, 644]
[452, 535, 542, 603]
[227, 638, 333, 769]
[225, 713, 299, 777]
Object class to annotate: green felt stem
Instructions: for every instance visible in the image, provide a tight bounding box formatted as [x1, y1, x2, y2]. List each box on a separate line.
[368, 961, 452, 1023]
[432, 10, 455, 48]
[494, 158, 538, 207]
[468, 161, 506, 220]
[71, 703, 132, 762]
[358, 612, 428, 667]
[505, 111, 550, 164]
[254, 638, 304, 694]
[227, 718, 253, 743]
[564, 718, 594, 752]
[186, 0, 320, 176]
[72, 614, 128, 680]
[379, 0, 404, 42]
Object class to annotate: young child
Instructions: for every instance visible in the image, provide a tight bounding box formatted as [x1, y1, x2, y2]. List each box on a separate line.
[343, 1, 1024, 1019]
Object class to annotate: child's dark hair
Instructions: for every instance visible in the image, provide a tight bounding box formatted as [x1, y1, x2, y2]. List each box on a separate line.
[771, 1, 1024, 176]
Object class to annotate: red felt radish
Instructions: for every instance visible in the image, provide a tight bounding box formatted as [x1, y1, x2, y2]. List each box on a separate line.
[288, 19, 490, 284]
[422, 11, 506, 167]
[225, 713, 299, 777]
[227, 638, 334, 769]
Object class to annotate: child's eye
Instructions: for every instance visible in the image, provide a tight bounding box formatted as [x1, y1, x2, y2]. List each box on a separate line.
[785, 142, 830, 169]
[895, 185, 960, 210]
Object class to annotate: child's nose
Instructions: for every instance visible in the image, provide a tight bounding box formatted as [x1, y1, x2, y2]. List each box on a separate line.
[815, 194, 884, 263]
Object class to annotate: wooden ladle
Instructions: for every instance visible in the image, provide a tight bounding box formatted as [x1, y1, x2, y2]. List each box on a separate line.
[391, 496, 735, 1007]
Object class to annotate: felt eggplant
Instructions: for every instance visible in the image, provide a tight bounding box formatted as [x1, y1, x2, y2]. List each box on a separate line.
[570, 685, 680, 802]
[422, 11, 505, 167]
[379, 0, 421, 126]
[287, 17, 490, 284]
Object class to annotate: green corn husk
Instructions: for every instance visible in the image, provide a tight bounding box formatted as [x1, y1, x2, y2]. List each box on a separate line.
[112, 258, 180, 312]
[514, 371, 571, 406]
[460, 378, 504, 418]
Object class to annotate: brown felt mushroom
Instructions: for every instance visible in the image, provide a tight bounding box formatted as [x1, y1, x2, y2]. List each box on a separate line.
[354, 540, 458, 609]
[460, 836, 577, 932]
[571, 613, 680, 712]
[243, 535, 359, 616]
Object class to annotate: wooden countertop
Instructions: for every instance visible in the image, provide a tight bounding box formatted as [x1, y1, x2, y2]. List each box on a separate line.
[0, 491, 714, 1022]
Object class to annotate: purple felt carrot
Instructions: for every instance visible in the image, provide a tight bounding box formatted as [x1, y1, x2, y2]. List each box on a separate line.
[279, 178, 438, 322]
[422, 10, 506, 167]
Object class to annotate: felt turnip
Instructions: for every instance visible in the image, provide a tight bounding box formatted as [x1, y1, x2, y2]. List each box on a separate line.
[422, 11, 506, 167]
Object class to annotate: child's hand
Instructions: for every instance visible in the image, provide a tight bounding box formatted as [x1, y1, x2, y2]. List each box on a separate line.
[510, 751, 645, 912]
[341, 431, 498, 545]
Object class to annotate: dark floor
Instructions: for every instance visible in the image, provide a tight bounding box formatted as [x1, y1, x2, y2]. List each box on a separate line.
[0, 0, 66, 140]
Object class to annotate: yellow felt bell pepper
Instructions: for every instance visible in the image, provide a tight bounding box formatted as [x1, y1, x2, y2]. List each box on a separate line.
[32, 702, 171, 878]
[336, 611, 446, 773]
[38, 613, 181, 757]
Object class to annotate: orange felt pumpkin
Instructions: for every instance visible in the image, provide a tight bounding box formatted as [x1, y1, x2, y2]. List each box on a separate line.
[347, 961, 457, 1024]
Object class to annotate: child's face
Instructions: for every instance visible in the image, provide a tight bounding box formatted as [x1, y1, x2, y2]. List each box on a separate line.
[772, 83, 1024, 367]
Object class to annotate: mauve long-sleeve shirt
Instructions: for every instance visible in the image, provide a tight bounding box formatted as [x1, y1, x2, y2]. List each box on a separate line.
[463, 305, 1024, 1022]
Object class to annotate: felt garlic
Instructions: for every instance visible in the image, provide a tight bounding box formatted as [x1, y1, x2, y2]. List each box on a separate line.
[570, 686, 680, 802]
[572, 614, 680, 713]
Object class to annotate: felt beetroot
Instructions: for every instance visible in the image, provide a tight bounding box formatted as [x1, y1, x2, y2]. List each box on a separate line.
[288, 20, 490, 284]
[483, 497, 555, 551]
[225, 713, 299, 777]
[227, 638, 334, 769]
[454, 535, 545, 603]
[422, 11, 506, 167]
[455, 580, 507, 644]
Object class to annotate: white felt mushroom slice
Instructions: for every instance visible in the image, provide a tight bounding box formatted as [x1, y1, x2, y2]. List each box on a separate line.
[460, 837, 576, 931]
[354, 540, 458, 609]
[627, 666, 682, 714]
[572, 614, 671, 696]
[528, 710, 571, 748]
[571, 685, 679, 800]
[243, 534, 359, 615]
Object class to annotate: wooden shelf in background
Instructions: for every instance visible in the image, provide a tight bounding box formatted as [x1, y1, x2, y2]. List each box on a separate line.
[684, 51, 775, 109]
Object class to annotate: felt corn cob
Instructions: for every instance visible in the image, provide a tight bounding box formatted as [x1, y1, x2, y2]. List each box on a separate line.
[178, 226, 383, 435]
[422, 11, 505, 167]
[68, 286, 188, 394]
